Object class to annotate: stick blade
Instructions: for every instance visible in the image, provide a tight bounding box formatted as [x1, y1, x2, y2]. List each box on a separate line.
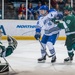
[0, 63, 9, 73]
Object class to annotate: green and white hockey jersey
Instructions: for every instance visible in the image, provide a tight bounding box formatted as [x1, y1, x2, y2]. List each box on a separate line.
[58, 14, 75, 36]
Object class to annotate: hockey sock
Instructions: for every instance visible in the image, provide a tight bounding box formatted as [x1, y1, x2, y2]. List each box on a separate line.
[41, 43, 46, 57]
[41, 49, 46, 57]
[47, 42, 56, 56]
[68, 50, 74, 57]
[49, 48, 56, 56]
[72, 44, 75, 50]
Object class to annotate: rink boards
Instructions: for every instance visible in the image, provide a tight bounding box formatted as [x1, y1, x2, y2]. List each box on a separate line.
[0, 20, 66, 40]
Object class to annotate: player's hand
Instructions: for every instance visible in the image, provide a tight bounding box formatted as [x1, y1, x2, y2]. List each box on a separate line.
[34, 32, 41, 40]
[55, 20, 60, 24]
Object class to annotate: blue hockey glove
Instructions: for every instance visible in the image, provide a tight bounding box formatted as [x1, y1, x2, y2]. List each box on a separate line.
[34, 32, 41, 40]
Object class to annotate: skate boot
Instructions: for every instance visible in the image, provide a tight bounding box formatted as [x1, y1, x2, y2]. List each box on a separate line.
[51, 56, 56, 63]
[38, 55, 46, 63]
[64, 56, 73, 62]
[7, 36, 18, 49]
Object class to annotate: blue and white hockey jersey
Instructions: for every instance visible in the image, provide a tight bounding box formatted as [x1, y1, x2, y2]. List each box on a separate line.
[36, 9, 60, 36]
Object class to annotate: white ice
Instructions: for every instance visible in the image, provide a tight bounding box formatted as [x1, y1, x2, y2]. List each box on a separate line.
[0, 40, 75, 75]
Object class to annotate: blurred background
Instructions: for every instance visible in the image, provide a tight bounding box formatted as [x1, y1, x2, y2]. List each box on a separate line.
[0, 0, 75, 40]
[0, 0, 74, 20]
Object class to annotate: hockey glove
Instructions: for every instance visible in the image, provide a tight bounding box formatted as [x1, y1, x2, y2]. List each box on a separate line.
[34, 32, 41, 40]
[55, 20, 60, 24]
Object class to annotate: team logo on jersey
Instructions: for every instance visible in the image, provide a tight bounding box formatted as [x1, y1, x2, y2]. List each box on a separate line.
[66, 20, 71, 24]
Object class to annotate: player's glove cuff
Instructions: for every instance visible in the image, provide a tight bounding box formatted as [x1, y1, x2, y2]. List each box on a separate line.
[34, 32, 41, 40]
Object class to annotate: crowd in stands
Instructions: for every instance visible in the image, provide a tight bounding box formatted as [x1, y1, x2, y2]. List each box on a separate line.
[1, 0, 75, 20]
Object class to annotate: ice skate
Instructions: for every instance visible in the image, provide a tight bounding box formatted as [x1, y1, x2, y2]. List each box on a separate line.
[38, 55, 46, 63]
[7, 36, 17, 49]
[51, 56, 56, 63]
[64, 56, 73, 62]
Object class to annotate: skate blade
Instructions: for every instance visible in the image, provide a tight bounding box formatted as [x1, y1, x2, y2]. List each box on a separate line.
[64, 60, 72, 64]
[51, 59, 56, 63]
[51, 61, 56, 64]
[38, 60, 45, 63]
[51, 61, 56, 65]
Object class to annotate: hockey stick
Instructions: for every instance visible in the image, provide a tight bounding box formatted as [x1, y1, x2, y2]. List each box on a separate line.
[22, 30, 35, 35]
[3, 57, 16, 73]
[38, 39, 53, 57]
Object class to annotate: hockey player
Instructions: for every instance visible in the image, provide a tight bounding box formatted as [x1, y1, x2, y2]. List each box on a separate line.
[34, 5, 60, 63]
[0, 35, 17, 58]
[56, 6, 75, 62]
[0, 30, 17, 72]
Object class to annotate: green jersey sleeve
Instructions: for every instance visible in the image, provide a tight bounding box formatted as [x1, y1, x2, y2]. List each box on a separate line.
[57, 23, 65, 29]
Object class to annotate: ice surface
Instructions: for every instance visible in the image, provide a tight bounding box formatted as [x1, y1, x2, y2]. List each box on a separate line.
[0, 40, 75, 75]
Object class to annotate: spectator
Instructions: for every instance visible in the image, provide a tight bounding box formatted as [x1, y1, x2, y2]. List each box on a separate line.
[51, 0, 57, 9]
[56, 4, 63, 20]
[0, 4, 2, 19]
[40, 0, 49, 5]
[65, 0, 71, 7]
[65, 2, 70, 7]
[18, 3, 26, 19]
[28, 2, 34, 20]
[44, 1, 48, 6]
[67, 0, 71, 4]
[57, 0, 65, 12]
[4, 3, 17, 19]
[33, 1, 42, 20]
